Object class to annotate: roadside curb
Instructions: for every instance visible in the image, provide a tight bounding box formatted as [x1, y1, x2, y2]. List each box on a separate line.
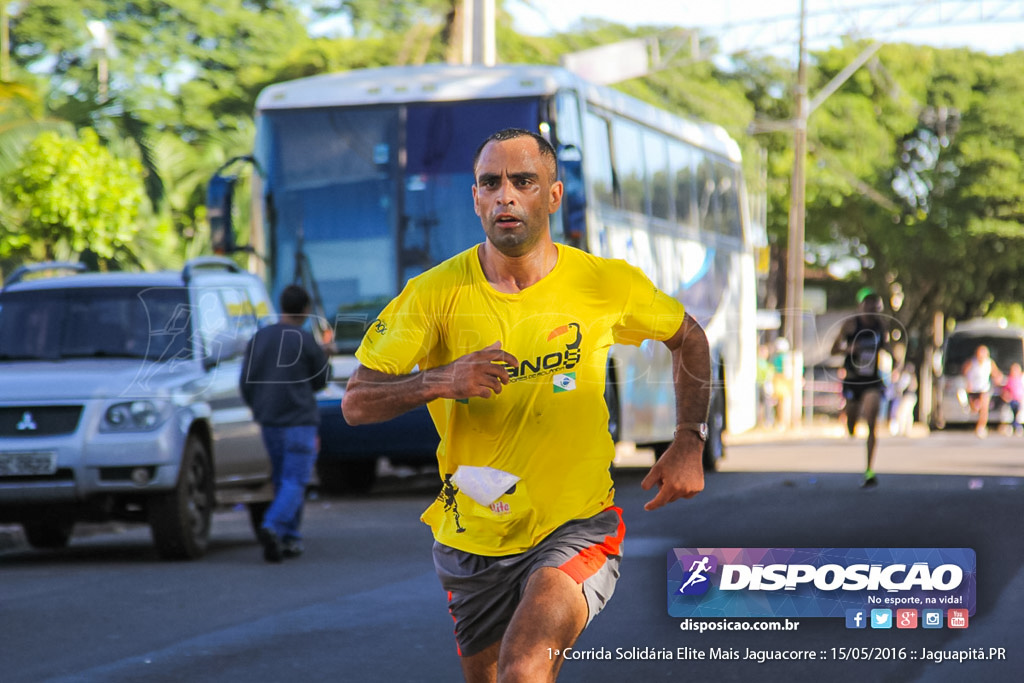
[726, 422, 931, 445]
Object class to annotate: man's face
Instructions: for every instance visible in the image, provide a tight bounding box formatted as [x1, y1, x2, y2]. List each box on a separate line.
[472, 136, 563, 257]
[860, 296, 883, 314]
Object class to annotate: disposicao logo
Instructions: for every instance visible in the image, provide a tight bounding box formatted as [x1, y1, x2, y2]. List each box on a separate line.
[668, 548, 976, 619]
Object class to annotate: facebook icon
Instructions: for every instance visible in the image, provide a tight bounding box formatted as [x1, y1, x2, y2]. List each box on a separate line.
[846, 609, 867, 629]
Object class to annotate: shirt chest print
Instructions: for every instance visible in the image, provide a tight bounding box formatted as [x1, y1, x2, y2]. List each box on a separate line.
[506, 322, 582, 386]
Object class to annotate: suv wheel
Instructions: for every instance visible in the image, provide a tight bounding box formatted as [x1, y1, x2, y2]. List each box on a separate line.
[23, 519, 74, 549]
[149, 435, 214, 560]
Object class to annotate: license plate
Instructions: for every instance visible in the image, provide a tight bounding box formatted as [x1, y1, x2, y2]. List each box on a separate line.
[0, 451, 58, 476]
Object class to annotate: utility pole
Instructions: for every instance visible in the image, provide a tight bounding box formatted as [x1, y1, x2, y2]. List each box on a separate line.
[775, 2, 882, 430]
[461, 0, 495, 66]
[1, 3, 10, 82]
[785, 0, 808, 429]
[87, 20, 111, 103]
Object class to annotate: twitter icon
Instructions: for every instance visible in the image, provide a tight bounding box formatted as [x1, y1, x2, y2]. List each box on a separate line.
[870, 609, 893, 629]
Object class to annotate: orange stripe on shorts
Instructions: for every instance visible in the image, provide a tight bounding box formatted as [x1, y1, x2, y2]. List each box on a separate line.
[558, 506, 625, 583]
[447, 590, 462, 656]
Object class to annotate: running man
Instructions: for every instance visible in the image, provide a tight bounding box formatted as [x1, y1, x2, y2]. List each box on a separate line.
[342, 128, 711, 682]
[832, 290, 890, 488]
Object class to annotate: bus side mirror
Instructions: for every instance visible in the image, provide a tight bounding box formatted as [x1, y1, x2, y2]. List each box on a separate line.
[207, 173, 236, 255]
[207, 155, 254, 255]
[557, 144, 586, 242]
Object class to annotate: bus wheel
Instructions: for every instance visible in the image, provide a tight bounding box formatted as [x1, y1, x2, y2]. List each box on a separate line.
[317, 459, 377, 495]
[703, 387, 726, 471]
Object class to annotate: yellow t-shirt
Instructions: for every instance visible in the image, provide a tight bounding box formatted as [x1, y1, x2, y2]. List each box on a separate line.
[355, 243, 685, 555]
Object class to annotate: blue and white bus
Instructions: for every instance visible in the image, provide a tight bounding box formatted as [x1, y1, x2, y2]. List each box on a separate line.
[209, 64, 758, 491]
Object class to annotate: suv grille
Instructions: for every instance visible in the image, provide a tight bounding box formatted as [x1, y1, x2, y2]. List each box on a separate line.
[0, 406, 83, 437]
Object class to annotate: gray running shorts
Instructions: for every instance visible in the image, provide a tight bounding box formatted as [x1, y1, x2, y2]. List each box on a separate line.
[432, 506, 624, 657]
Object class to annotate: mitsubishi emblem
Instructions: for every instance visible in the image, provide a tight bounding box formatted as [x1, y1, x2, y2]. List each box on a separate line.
[16, 411, 37, 431]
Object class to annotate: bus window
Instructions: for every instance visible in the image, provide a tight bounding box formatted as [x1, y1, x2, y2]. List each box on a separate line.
[644, 131, 670, 221]
[266, 106, 399, 344]
[715, 161, 743, 239]
[404, 99, 540, 280]
[612, 119, 646, 215]
[555, 91, 583, 147]
[554, 91, 585, 245]
[583, 111, 614, 209]
[697, 156, 721, 234]
[670, 141, 697, 231]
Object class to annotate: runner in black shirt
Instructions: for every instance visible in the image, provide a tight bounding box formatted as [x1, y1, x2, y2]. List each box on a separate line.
[831, 291, 890, 488]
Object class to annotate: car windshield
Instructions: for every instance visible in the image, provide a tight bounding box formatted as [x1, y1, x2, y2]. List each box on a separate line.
[0, 286, 192, 362]
[943, 332, 1024, 375]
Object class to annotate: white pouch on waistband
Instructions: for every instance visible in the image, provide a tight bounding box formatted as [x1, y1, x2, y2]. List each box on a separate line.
[450, 466, 521, 507]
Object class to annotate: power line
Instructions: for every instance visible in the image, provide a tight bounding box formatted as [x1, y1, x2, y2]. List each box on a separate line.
[694, 0, 1024, 59]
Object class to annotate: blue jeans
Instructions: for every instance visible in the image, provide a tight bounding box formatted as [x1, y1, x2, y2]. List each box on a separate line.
[260, 425, 318, 540]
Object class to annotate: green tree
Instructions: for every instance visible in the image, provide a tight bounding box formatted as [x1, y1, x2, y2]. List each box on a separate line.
[9, 0, 309, 138]
[0, 129, 178, 268]
[0, 81, 75, 177]
[797, 45, 1024, 337]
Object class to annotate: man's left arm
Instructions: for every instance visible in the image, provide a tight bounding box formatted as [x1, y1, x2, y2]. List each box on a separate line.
[641, 313, 711, 511]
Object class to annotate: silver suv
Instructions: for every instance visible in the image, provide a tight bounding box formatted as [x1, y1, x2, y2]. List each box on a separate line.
[0, 258, 275, 559]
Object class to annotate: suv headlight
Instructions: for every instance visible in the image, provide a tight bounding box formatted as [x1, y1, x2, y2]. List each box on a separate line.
[101, 400, 171, 432]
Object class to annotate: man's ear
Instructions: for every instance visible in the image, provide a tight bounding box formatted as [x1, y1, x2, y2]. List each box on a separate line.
[547, 180, 564, 214]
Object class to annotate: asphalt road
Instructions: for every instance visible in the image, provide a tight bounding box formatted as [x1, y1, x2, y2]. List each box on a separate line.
[2, 426, 1022, 682]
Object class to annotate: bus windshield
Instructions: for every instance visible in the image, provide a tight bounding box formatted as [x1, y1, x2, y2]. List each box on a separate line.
[259, 98, 540, 350]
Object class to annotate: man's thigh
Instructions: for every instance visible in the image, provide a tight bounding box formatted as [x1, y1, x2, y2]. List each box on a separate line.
[434, 507, 625, 658]
[281, 425, 318, 482]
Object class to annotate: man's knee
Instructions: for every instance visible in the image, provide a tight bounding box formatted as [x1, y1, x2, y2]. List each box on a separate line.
[497, 649, 559, 683]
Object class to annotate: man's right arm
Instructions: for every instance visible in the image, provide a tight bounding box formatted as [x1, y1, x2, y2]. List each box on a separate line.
[831, 319, 853, 356]
[341, 341, 518, 425]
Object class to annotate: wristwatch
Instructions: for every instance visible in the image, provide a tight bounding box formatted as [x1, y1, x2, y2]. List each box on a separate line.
[675, 422, 709, 442]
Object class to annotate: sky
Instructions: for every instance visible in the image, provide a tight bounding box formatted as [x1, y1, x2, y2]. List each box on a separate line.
[507, 0, 1024, 59]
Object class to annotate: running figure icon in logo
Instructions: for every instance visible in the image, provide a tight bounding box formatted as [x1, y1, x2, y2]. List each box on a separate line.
[678, 555, 717, 595]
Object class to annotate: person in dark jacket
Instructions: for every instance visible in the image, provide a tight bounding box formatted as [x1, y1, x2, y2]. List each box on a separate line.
[241, 285, 330, 562]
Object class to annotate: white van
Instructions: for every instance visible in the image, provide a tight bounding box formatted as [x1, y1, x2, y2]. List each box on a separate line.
[933, 319, 1024, 428]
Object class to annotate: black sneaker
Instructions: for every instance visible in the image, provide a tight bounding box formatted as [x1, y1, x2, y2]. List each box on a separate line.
[258, 527, 283, 563]
[282, 538, 304, 559]
[861, 475, 878, 489]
